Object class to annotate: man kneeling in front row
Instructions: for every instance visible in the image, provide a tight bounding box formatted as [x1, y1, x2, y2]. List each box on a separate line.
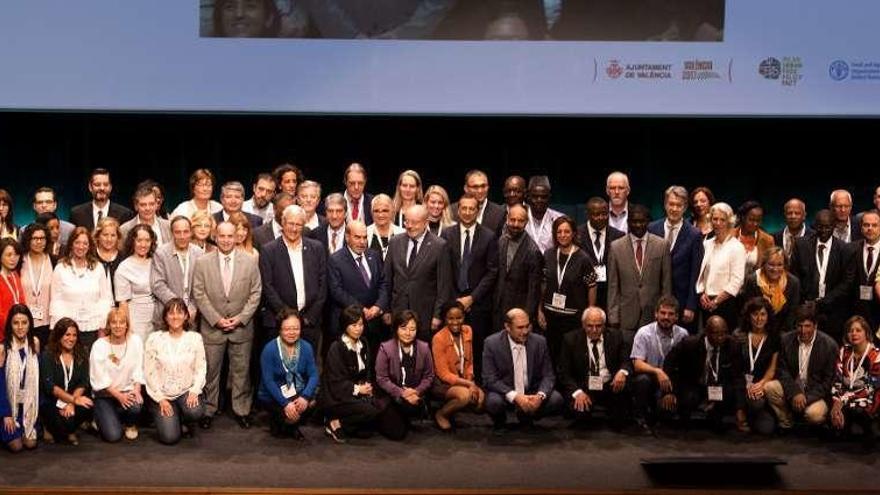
[483, 308, 564, 433]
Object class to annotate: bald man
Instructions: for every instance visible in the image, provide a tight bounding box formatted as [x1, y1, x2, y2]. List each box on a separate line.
[384, 204, 453, 340]
[772, 198, 815, 260]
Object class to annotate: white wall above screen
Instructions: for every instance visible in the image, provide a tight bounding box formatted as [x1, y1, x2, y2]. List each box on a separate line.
[0, 1, 878, 116]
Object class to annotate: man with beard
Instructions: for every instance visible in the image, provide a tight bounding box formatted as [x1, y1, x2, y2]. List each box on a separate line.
[494, 204, 543, 329]
[69, 168, 133, 231]
[242, 173, 276, 225]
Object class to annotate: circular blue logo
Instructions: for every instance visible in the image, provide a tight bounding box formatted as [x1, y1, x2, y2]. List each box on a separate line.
[829, 60, 850, 81]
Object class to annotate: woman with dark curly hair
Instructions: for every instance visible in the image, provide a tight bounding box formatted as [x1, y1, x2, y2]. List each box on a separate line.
[689, 186, 715, 238]
[830, 316, 880, 442]
[733, 297, 780, 435]
[115, 224, 158, 343]
[40, 318, 93, 445]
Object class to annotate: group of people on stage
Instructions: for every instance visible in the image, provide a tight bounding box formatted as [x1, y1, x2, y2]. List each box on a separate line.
[1, 163, 880, 451]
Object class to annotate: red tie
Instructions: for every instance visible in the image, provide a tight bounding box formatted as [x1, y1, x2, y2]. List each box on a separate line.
[635, 239, 644, 271]
[351, 199, 360, 221]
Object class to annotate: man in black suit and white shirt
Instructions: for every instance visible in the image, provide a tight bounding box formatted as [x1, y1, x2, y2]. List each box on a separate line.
[789, 209, 855, 342]
[772, 198, 815, 262]
[259, 204, 327, 350]
[558, 307, 631, 429]
[443, 195, 499, 377]
[68, 168, 133, 231]
[212, 181, 263, 229]
[253, 192, 296, 249]
[384, 204, 453, 341]
[577, 197, 625, 309]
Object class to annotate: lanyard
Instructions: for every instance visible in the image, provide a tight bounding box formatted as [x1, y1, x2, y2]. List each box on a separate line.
[747, 332, 766, 374]
[706, 343, 720, 383]
[452, 333, 465, 376]
[398, 343, 414, 386]
[848, 346, 871, 389]
[26, 255, 46, 300]
[587, 339, 601, 376]
[276, 337, 297, 385]
[1, 272, 20, 304]
[60, 355, 74, 392]
[556, 248, 575, 286]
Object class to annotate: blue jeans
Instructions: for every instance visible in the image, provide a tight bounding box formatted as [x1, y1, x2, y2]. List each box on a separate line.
[94, 396, 143, 442]
[148, 395, 204, 445]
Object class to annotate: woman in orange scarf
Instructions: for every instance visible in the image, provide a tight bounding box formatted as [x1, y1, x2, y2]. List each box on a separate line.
[742, 247, 801, 334]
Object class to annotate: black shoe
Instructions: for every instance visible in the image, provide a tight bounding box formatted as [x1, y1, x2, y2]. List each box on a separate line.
[199, 416, 213, 430]
[325, 425, 347, 444]
[181, 424, 194, 438]
[632, 419, 654, 437]
[289, 426, 305, 441]
[236, 414, 252, 429]
[491, 422, 507, 437]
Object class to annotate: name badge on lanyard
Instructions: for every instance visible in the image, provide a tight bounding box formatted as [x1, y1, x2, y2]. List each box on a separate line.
[56, 357, 74, 410]
[860, 285, 873, 301]
[706, 346, 721, 401]
[595, 264, 607, 283]
[746, 332, 766, 388]
[588, 376, 604, 391]
[280, 383, 297, 399]
[708, 385, 724, 402]
[2, 274, 20, 305]
[552, 249, 574, 310]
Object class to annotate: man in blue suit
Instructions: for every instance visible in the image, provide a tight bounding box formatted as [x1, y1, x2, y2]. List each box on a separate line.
[259, 205, 327, 351]
[328, 220, 389, 353]
[648, 186, 704, 332]
[482, 308, 564, 433]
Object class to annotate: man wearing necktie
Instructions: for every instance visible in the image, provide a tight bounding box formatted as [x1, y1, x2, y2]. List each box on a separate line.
[558, 307, 632, 430]
[482, 308, 563, 434]
[341, 163, 373, 225]
[771, 198, 815, 263]
[327, 220, 389, 353]
[577, 197, 625, 310]
[660, 316, 743, 432]
[192, 222, 263, 430]
[442, 195, 498, 380]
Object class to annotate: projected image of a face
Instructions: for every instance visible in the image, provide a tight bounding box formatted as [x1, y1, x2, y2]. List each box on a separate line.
[201, 0, 726, 42]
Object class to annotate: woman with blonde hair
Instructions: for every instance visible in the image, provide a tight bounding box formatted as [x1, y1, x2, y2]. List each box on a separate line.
[366, 194, 404, 260]
[424, 185, 455, 236]
[94, 216, 123, 291]
[228, 212, 257, 257]
[391, 170, 424, 228]
[190, 210, 217, 254]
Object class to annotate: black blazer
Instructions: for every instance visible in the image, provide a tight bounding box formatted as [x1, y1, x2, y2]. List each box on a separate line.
[253, 221, 277, 250]
[772, 227, 816, 253]
[258, 236, 327, 329]
[327, 248, 389, 336]
[776, 330, 838, 404]
[790, 236, 854, 308]
[740, 272, 802, 334]
[848, 240, 880, 328]
[451, 200, 506, 239]
[577, 223, 624, 309]
[494, 232, 543, 323]
[558, 328, 632, 398]
[212, 210, 263, 230]
[318, 338, 373, 411]
[441, 224, 499, 308]
[307, 222, 346, 255]
[69, 201, 133, 231]
[663, 334, 744, 391]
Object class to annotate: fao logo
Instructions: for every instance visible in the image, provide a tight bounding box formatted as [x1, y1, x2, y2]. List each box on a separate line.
[606, 60, 623, 79]
[829, 60, 850, 81]
[759, 57, 781, 80]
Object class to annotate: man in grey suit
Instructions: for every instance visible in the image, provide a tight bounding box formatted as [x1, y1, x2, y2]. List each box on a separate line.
[607, 204, 672, 343]
[150, 215, 204, 327]
[384, 204, 453, 340]
[120, 184, 172, 245]
[192, 222, 262, 430]
[482, 308, 564, 433]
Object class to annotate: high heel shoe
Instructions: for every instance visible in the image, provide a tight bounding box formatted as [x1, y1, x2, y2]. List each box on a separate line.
[324, 422, 347, 444]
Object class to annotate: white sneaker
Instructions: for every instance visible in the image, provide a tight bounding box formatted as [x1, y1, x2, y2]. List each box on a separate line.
[124, 425, 139, 441]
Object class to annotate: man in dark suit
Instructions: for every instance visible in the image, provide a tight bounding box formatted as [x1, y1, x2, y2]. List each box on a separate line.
[253, 192, 295, 249]
[850, 210, 880, 330]
[789, 209, 855, 342]
[212, 181, 263, 229]
[307, 193, 347, 257]
[607, 204, 672, 343]
[443, 194, 499, 378]
[452, 169, 506, 238]
[341, 162, 373, 225]
[661, 316, 743, 431]
[558, 307, 631, 429]
[482, 308, 564, 433]
[384, 204, 453, 341]
[772, 198, 815, 262]
[647, 186, 704, 331]
[68, 168, 133, 231]
[259, 204, 327, 351]
[328, 220, 389, 352]
[502, 175, 527, 217]
[494, 204, 543, 330]
[830, 189, 864, 243]
[577, 197, 625, 309]
[765, 303, 838, 431]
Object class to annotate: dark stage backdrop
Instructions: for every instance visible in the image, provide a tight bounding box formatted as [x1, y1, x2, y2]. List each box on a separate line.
[0, 113, 876, 232]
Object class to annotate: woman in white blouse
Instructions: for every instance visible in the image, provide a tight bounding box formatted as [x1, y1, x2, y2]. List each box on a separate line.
[696, 202, 746, 331]
[89, 307, 144, 442]
[49, 226, 114, 352]
[171, 168, 223, 219]
[144, 298, 206, 445]
[115, 224, 157, 343]
[366, 194, 404, 261]
[19, 224, 53, 346]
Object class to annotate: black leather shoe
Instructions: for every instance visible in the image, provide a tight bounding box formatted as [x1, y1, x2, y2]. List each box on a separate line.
[236, 415, 252, 429]
[324, 425, 347, 444]
[289, 426, 305, 441]
[199, 416, 213, 430]
[632, 419, 654, 437]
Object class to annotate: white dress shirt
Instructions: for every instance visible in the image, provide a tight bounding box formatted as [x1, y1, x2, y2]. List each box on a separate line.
[506, 335, 528, 403]
[49, 261, 114, 332]
[285, 239, 306, 311]
[92, 202, 110, 227]
[405, 229, 429, 265]
[327, 224, 345, 254]
[798, 331, 817, 385]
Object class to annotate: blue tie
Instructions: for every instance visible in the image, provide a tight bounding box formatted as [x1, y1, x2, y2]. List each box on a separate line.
[356, 255, 370, 286]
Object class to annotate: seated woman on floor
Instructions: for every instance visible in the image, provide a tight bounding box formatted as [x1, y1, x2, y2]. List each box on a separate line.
[431, 302, 484, 432]
[1, 304, 40, 452]
[258, 307, 318, 440]
[830, 316, 880, 442]
[375, 309, 435, 440]
[40, 317, 93, 445]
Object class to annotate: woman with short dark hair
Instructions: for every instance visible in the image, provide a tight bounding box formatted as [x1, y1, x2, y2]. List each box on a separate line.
[19, 224, 53, 346]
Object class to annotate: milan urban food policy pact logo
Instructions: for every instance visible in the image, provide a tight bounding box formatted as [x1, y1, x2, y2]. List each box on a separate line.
[594, 59, 732, 82]
[758, 56, 803, 86]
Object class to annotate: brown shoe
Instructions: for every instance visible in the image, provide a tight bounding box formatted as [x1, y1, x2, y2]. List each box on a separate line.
[43, 430, 55, 444]
[67, 433, 79, 446]
[434, 410, 452, 431]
